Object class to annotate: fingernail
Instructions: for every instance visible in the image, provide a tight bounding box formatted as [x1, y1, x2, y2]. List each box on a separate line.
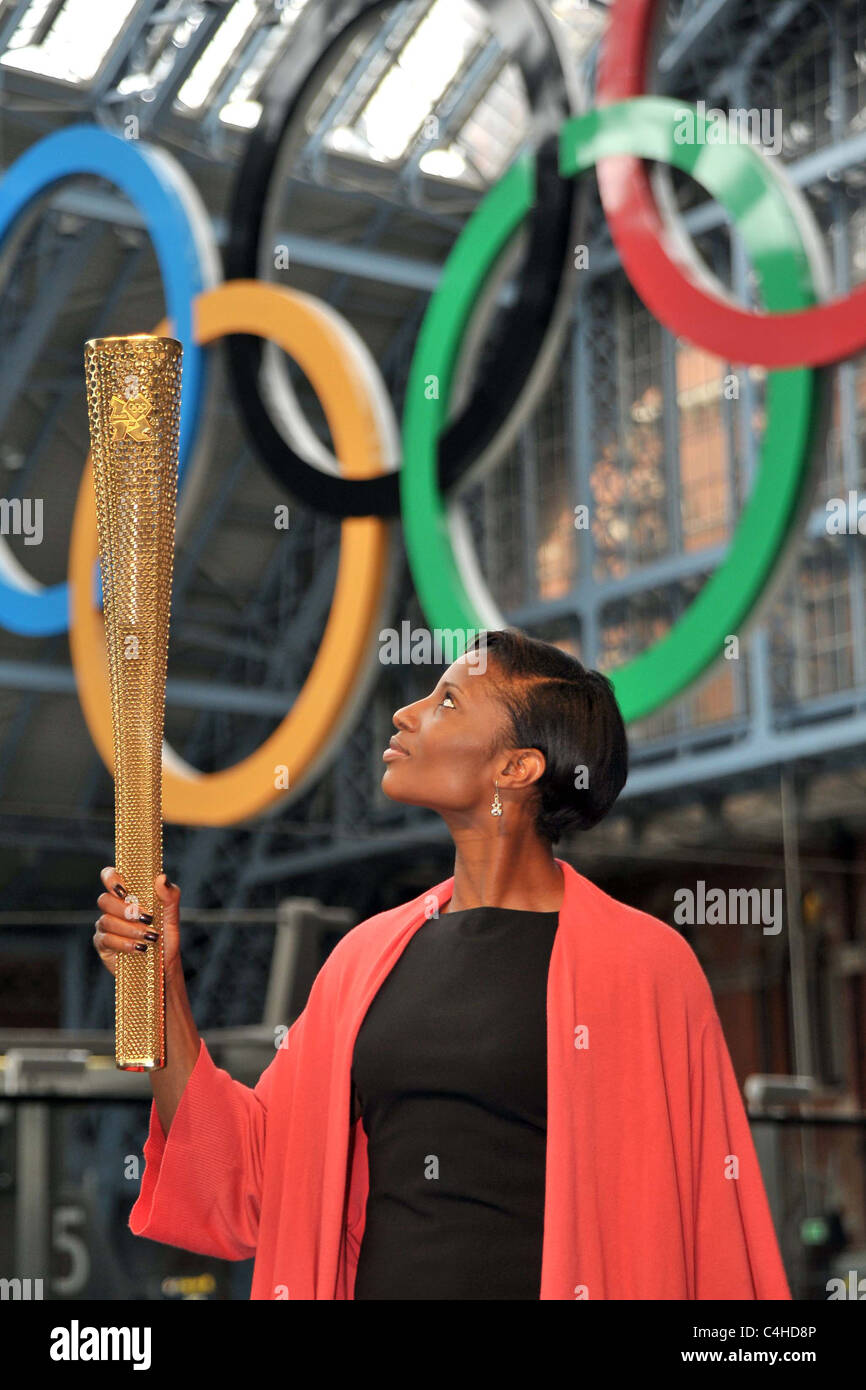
[138, 912, 153, 925]
[135, 943, 148, 952]
[113, 884, 127, 899]
[144, 931, 159, 942]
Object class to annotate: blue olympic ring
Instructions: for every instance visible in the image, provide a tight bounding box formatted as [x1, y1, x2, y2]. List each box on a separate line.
[0, 125, 215, 635]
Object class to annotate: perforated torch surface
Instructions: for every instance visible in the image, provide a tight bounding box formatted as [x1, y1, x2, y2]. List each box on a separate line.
[84, 335, 181, 1069]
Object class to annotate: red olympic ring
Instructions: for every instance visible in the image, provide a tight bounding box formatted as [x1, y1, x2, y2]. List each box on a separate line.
[596, 0, 866, 367]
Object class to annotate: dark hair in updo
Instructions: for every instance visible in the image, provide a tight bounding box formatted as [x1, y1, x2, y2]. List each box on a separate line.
[465, 628, 628, 845]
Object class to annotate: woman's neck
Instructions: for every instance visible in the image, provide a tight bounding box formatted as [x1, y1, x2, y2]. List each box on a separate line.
[442, 841, 564, 916]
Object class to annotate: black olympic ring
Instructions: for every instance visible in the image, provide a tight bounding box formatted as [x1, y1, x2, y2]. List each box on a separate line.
[225, 0, 582, 517]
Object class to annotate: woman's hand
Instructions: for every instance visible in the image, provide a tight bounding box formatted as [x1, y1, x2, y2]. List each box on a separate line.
[94, 867, 182, 979]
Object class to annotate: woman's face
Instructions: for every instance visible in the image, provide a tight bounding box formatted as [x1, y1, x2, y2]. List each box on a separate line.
[381, 654, 516, 819]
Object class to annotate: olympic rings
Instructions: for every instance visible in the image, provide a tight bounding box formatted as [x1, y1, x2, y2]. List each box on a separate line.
[225, 0, 581, 517]
[595, 0, 866, 367]
[400, 97, 826, 724]
[0, 26, 850, 823]
[69, 281, 394, 826]
[0, 125, 218, 636]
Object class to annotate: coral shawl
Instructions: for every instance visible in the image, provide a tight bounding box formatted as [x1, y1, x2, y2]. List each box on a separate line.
[129, 858, 792, 1300]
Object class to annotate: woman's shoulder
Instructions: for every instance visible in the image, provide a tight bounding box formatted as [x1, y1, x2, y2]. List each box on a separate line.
[313, 883, 448, 985]
[564, 864, 717, 1018]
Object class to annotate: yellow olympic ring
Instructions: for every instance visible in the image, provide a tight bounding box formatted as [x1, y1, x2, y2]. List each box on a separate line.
[69, 279, 393, 826]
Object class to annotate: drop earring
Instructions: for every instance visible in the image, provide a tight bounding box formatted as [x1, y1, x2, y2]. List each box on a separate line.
[491, 778, 503, 816]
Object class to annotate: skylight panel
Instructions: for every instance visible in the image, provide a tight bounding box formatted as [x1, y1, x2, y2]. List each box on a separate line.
[549, 0, 608, 58]
[451, 62, 527, 183]
[4, 0, 56, 51]
[418, 145, 470, 180]
[116, 5, 208, 98]
[349, 0, 485, 162]
[2, 0, 137, 82]
[176, 0, 260, 112]
[218, 0, 311, 129]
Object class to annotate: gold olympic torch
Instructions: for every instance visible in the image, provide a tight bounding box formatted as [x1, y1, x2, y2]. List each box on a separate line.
[84, 335, 182, 1070]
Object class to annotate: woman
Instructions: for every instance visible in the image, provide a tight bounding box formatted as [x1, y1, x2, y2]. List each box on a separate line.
[94, 628, 791, 1299]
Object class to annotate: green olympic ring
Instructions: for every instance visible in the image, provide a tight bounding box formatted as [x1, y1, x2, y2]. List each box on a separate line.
[400, 96, 826, 723]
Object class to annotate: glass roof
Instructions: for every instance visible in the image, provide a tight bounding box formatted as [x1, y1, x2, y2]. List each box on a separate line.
[0, 0, 608, 180]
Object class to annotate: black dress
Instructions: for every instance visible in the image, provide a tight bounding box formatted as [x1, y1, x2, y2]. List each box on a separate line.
[351, 904, 560, 1300]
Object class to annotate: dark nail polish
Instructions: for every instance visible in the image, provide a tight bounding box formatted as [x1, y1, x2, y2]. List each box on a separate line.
[113, 884, 127, 899]
[144, 931, 159, 942]
[138, 912, 153, 925]
[135, 942, 148, 952]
